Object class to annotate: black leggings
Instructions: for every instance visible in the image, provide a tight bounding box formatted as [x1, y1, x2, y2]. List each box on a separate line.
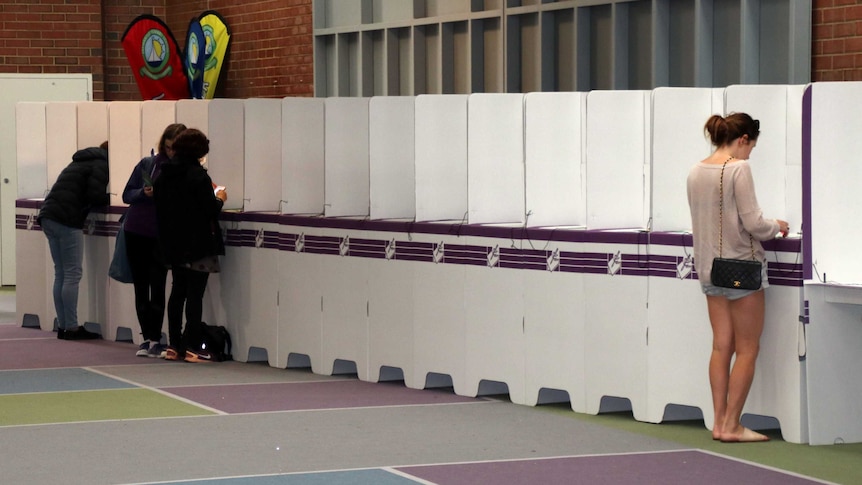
[124, 230, 168, 342]
[167, 266, 209, 353]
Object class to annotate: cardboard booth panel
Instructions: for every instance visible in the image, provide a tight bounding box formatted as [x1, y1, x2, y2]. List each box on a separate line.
[15, 103, 48, 199]
[244, 99, 283, 213]
[282, 97, 325, 215]
[524, 92, 586, 228]
[650, 88, 716, 232]
[415, 94, 469, 222]
[76, 102, 109, 151]
[467, 93, 526, 225]
[324, 97, 371, 218]
[586, 91, 650, 230]
[808, 82, 862, 284]
[108, 102, 143, 207]
[141, 100, 177, 158]
[46, 103, 78, 189]
[208, 99, 245, 211]
[370, 96, 416, 220]
[725, 85, 794, 224]
[176, 99, 209, 135]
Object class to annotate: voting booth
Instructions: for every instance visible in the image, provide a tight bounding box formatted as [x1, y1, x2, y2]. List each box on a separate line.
[20, 83, 861, 445]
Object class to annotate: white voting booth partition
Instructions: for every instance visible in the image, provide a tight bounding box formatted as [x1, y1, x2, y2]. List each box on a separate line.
[18, 86, 841, 444]
[206, 99, 245, 212]
[411, 95, 470, 392]
[414, 95, 468, 223]
[175, 99, 209, 135]
[462, 94, 529, 401]
[521, 92, 588, 410]
[211, 99, 281, 365]
[276, 98, 325, 371]
[366, 97, 416, 384]
[51, 102, 109, 336]
[582, 90, 651, 419]
[15, 103, 50, 330]
[105, 101, 144, 342]
[804, 82, 862, 445]
[725, 85, 806, 444]
[281, 97, 324, 215]
[324, 97, 370, 218]
[646, 87, 718, 426]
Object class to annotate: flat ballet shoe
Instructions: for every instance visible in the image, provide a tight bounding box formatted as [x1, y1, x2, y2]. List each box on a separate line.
[720, 427, 770, 443]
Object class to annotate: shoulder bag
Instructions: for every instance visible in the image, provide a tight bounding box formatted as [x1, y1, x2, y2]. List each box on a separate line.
[709, 158, 762, 290]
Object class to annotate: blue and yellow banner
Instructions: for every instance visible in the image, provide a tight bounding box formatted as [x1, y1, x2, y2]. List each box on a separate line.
[184, 18, 206, 99]
[198, 11, 232, 99]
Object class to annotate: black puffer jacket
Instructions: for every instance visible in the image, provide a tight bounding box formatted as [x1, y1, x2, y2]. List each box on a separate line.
[153, 156, 225, 266]
[38, 147, 110, 229]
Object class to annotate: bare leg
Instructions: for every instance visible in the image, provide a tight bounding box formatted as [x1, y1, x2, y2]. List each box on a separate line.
[706, 295, 734, 440]
[720, 290, 768, 442]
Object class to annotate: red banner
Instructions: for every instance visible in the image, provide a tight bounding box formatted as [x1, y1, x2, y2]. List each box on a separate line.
[121, 14, 190, 100]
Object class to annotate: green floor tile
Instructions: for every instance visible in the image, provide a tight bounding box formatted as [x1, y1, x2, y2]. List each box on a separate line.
[0, 388, 214, 426]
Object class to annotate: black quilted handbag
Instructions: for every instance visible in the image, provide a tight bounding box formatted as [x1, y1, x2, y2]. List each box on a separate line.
[711, 257, 761, 290]
[709, 158, 762, 291]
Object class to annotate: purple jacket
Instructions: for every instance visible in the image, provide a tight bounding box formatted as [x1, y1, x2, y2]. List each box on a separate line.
[121, 154, 166, 238]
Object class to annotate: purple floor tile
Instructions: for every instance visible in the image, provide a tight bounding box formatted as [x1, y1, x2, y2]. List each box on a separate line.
[399, 450, 823, 485]
[0, 335, 166, 370]
[165, 379, 482, 413]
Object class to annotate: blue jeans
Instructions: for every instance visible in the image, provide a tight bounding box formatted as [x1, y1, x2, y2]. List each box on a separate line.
[41, 218, 83, 330]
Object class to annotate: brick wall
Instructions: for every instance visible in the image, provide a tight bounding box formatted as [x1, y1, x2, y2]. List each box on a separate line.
[812, 0, 862, 81]
[164, 0, 314, 98]
[0, 0, 108, 99]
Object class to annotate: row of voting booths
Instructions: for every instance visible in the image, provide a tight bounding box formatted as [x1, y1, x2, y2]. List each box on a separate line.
[14, 83, 862, 445]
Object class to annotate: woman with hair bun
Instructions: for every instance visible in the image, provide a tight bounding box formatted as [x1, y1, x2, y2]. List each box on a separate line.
[687, 113, 788, 443]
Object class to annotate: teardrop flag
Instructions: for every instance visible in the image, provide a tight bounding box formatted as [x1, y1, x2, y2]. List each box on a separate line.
[121, 14, 190, 100]
[198, 11, 232, 99]
[184, 17, 206, 99]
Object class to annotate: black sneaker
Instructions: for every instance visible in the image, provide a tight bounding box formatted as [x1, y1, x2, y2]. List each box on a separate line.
[56, 329, 65, 340]
[62, 327, 101, 340]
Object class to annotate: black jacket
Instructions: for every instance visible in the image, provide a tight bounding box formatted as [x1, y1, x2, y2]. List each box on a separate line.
[153, 156, 225, 266]
[38, 147, 110, 229]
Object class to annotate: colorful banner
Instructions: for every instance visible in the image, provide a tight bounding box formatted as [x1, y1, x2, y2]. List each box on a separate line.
[121, 15, 189, 100]
[184, 18, 206, 99]
[198, 11, 232, 99]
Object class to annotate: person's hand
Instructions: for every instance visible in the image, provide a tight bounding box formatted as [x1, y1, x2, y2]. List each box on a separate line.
[143, 186, 153, 197]
[215, 187, 227, 202]
[777, 219, 789, 237]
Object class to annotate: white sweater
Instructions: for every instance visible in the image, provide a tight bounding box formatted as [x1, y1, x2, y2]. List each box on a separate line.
[686, 159, 780, 284]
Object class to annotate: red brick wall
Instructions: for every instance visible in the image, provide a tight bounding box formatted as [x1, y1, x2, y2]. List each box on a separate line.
[164, 0, 314, 98]
[812, 0, 862, 81]
[0, 0, 108, 99]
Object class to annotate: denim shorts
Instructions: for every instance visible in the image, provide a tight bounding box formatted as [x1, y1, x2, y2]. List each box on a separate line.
[701, 263, 768, 301]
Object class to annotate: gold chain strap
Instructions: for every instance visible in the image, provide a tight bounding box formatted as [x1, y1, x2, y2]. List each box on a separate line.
[718, 158, 755, 260]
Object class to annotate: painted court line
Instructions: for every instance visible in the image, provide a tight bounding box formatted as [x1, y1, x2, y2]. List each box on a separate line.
[86, 366, 229, 415]
[697, 449, 837, 484]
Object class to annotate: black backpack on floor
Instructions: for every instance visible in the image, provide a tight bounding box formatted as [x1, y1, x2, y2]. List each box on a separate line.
[200, 323, 233, 362]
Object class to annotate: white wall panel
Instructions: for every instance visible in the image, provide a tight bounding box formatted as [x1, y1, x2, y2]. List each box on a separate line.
[208, 99, 245, 211]
[282, 97, 325, 215]
[524, 92, 587, 228]
[15, 103, 47, 199]
[585, 91, 650, 230]
[324, 97, 370, 217]
[370, 96, 415, 220]
[414, 95, 468, 222]
[244, 99, 283, 212]
[467, 93, 525, 225]
[107, 102, 142, 207]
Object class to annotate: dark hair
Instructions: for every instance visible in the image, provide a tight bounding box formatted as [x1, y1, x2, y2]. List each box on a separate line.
[171, 128, 210, 160]
[99, 141, 109, 151]
[704, 112, 760, 147]
[157, 123, 187, 155]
